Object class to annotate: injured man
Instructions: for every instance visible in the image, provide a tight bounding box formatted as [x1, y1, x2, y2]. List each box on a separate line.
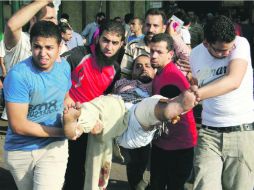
[63, 91, 197, 149]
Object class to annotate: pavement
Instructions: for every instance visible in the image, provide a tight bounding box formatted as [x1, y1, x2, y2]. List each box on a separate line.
[0, 105, 202, 190]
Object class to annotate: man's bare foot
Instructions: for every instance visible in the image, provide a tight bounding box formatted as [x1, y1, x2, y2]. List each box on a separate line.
[178, 89, 197, 112]
[155, 90, 197, 122]
[63, 107, 82, 140]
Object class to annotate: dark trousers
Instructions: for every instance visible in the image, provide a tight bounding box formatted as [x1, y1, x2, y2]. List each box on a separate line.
[126, 144, 151, 190]
[150, 145, 194, 190]
[1, 77, 5, 107]
[63, 133, 88, 190]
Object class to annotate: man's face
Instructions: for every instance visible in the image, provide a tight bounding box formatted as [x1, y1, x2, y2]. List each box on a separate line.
[98, 31, 123, 58]
[38, 6, 57, 24]
[97, 16, 105, 25]
[187, 11, 195, 19]
[150, 41, 173, 69]
[130, 19, 142, 34]
[206, 41, 236, 59]
[132, 55, 155, 83]
[32, 36, 60, 72]
[62, 29, 73, 42]
[144, 15, 166, 41]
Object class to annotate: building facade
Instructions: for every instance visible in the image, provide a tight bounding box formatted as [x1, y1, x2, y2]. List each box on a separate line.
[0, 1, 253, 34]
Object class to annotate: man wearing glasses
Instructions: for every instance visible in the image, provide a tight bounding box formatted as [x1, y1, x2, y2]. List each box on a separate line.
[190, 15, 254, 190]
[209, 43, 236, 58]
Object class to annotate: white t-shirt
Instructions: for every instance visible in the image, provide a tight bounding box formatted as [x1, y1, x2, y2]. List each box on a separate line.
[0, 40, 5, 58]
[190, 36, 254, 127]
[4, 32, 31, 72]
[0, 40, 6, 76]
[116, 103, 156, 149]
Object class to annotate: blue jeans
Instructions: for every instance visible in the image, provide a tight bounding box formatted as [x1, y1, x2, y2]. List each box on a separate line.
[193, 128, 254, 190]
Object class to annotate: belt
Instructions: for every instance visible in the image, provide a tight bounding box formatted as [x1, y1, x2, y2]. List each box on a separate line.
[201, 123, 254, 133]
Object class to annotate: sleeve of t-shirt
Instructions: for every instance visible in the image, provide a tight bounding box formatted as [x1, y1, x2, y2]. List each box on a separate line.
[61, 46, 89, 72]
[0, 40, 5, 57]
[167, 65, 190, 91]
[63, 59, 72, 91]
[4, 70, 30, 103]
[81, 23, 91, 37]
[190, 49, 197, 79]
[230, 37, 250, 62]
[76, 34, 84, 46]
[116, 104, 157, 149]
[175, 70, 190, 91]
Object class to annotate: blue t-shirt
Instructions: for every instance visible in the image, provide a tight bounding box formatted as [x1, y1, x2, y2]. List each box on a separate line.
[4, 57, 71, 151]
[127, 34, 144, 43]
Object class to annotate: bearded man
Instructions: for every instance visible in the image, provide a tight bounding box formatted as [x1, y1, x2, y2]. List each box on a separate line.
[61, 20, 125, 190]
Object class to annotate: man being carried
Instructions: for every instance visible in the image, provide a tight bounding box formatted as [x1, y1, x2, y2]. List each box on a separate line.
[63, 89, 196, 145]
[62, 81, 197, 190]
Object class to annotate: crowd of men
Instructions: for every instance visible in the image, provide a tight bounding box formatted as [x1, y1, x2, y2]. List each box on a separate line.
[0, 1, 254, 190]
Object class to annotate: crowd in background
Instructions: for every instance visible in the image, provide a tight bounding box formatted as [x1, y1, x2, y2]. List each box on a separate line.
[0, 1, 254, 190]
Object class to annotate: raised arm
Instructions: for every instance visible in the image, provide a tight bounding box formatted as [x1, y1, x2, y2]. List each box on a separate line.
[6, 102, 64, 137]
[4, 0, 51, 50]
[167, 20, 191, 60]
[166, 20, 192, 76]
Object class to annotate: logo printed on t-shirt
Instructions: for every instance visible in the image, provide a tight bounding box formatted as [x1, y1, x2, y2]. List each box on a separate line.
[197, 66, 227, 87]
[28, 100, 59, 118]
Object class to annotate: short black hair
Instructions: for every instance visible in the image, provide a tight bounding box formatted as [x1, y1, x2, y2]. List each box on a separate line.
[132, 54, 150, 70]
[145, 8, 166, 24]
[204, 15, 235, 44]
[151, 33, 173, 51]
[131, 17, 144, 26]
[134, 54, 150, 62]
[113, 16, 122, 21]
[96, 12, 106, 18]
[124, 13, 134, 24]
[30, 20, 61, 45]
[99, 20, 125, 41]
[60, 13, 70, 21]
